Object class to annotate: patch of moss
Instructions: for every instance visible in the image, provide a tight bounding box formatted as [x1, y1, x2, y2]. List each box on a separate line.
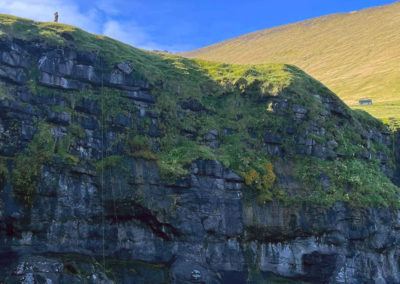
[293, 157, 400, 208]
[12, 123, 55, 207]
[127, 135, 155, 160]
[99, 88, 128, 119]
[0, 81, 14, 100]
[158, 139, 215, 181]
[93, 155, 125, 172]
[55, 134, 80, 166]
[68, 123, 85, 139]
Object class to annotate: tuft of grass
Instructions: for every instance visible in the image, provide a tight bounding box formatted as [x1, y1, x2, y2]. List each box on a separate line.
[93, 155, 125, 172]
[68, 123, 86, 139]
[128, 135, 156, 160]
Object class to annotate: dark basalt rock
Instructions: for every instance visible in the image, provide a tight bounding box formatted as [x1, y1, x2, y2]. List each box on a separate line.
[114, 113, 131, 128]
[79, 115, 99, 130]
[38, 49, 75, 76]
[116, 61, 134, 75]
[180, 98, 205, 112]
[0, 36, 399, 284]
[76, 50, 98, 65]
[0, 64, 28, 84]
[72, 64, 101, 84]
[302, 252, 338, 282]
[74, 98, 101, 115]
[122, 90, 156, 104]
[38, 71, 89, 90]
[149, 119, 160, 137]
[47, 111, 71, 126]
[263, 132, 283, 145]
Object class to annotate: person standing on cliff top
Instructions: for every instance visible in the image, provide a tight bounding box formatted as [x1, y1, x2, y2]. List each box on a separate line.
[54, 12, 58, 23]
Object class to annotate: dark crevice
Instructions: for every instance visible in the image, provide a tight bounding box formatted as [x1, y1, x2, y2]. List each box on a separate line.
[104, 200, 181, 241]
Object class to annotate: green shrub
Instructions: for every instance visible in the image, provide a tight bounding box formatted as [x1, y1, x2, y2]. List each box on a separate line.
[12, 124, 55, 207]
[243, 161, 276, 204]
[128, 135, 155, 160]
[158, 139, 215, 181]
[293, 157, 400, 208]
[68, 124, 85, 139]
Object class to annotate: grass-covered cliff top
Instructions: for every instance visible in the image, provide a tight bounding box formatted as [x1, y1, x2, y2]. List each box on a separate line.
[0, 14, 399, 209]
[181, 2, 400, 127]
[0, 14, 335, 96]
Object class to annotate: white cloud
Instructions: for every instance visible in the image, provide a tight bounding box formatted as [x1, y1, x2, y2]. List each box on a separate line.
[0, 0, 101, 33]
[96, 0, 123, 16]
[103, 20, 165, 51]
[0, 0, 192, 52]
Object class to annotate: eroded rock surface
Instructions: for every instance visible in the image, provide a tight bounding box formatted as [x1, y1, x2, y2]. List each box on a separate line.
[0, 37, 399, 284]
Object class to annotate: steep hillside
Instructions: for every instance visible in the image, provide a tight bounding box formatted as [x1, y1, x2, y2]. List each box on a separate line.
[0, 15, 399, 283]
[182, 1, 400, 125]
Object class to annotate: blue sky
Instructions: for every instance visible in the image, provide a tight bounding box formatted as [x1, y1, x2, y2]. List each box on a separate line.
[0, 0, 397, 52]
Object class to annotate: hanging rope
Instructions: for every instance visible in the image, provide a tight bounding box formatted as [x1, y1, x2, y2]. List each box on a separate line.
[99, 49, 106, 270]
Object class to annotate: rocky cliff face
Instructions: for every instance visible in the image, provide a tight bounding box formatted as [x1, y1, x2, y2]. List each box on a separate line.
[394, 130, 400, 187]
[0, 17, 400, 284]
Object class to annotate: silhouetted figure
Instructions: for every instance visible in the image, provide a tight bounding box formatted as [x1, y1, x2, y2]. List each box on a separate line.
[54, 12, 58, 23]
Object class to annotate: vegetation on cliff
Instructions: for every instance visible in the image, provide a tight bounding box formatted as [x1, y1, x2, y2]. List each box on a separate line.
[0, 14, 399, 208]
[181, 2, 400, 126]
[12, 123, 55, 206]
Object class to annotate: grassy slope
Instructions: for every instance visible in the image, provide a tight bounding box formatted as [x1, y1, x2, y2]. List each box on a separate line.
[182, 1, 400, 124]
[0, 14, 310, 101]
[0, 14, 398, 208]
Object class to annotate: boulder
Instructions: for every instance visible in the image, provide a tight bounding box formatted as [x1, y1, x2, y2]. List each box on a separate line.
[116, 61, 134, 75]
[38, 72, 88, 90]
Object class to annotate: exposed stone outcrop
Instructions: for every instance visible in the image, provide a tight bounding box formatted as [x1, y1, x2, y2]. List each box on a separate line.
[0, 35, 399, 284]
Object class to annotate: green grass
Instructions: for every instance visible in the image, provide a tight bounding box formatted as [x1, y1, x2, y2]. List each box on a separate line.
[293, 157, 400, 208]
[11, 122, 82, 206]
[181, 2, 400, 125]
[93, 155, 125, 172]
[158, 139, 216, 182]
[1, 14, 399, 208]
[0, 14, 299, 96]
[12, 123, 56, 207]
[128, 135, 156, 160]
[352, 101, 400, 130]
